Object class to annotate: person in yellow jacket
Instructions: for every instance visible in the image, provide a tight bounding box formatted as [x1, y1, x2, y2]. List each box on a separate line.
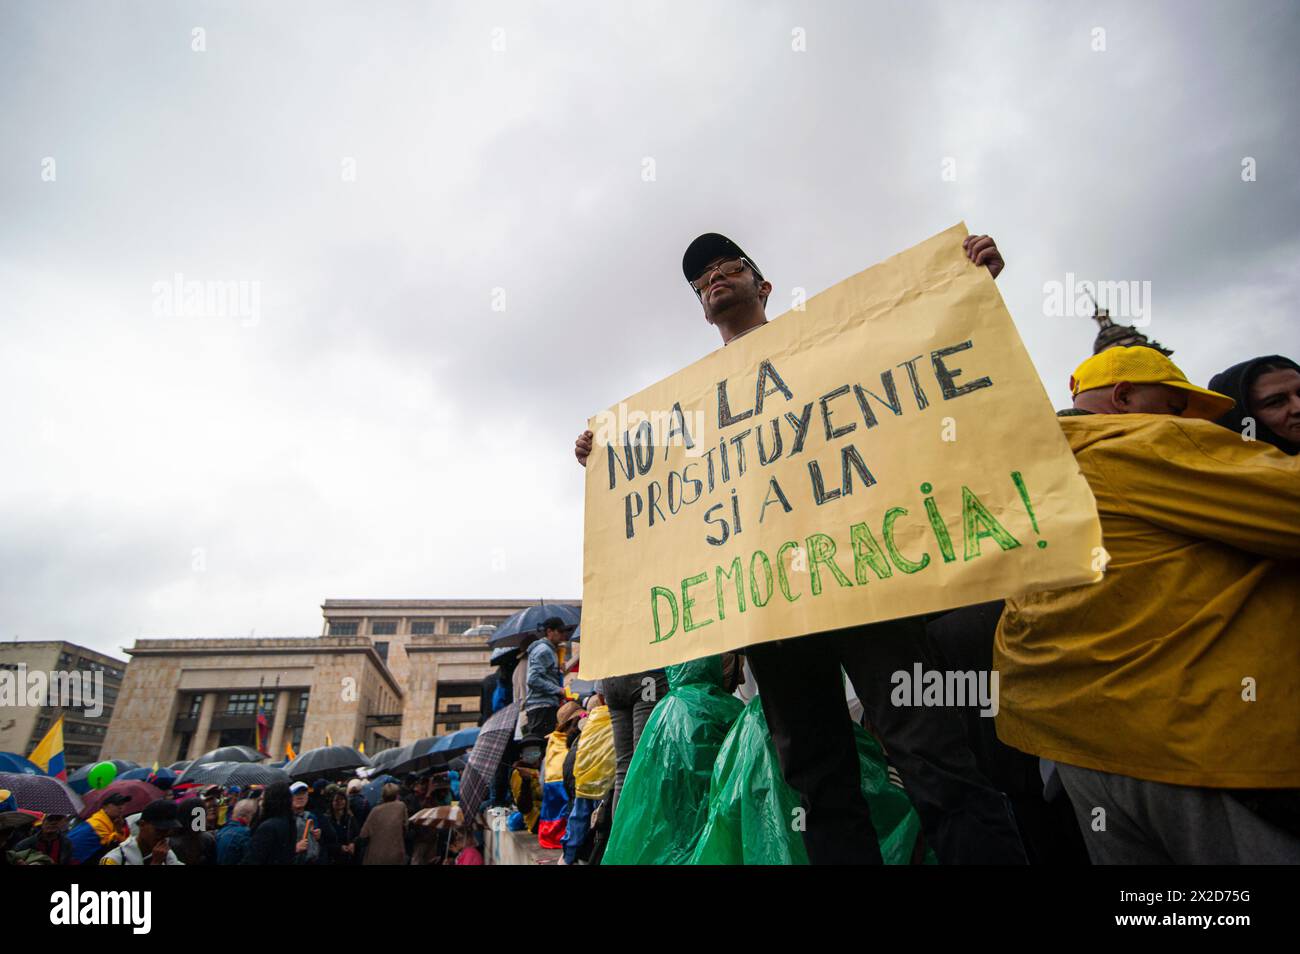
[995, 347, 1300, 863]
[563, 694, 615, 864]
[86, 792, 131, 854]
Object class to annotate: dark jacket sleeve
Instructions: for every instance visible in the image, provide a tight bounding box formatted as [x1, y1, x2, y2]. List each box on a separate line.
[242, 820, 282, 865]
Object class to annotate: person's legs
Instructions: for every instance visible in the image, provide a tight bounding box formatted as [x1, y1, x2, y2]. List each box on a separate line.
[630, 671, 669, 749]
[562, 797, 596, 864]
[1058, 763, 1300, 864]
[837, 618, 1027, 864]
[523, 706, 557, 738]
[747, 636, 884, 864]
[600, 676, 636, 817]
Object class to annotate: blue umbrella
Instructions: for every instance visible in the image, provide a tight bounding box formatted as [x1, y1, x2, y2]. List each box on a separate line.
[67, 759, 139, 795]
[487, 603, 580, 649]
[362, 774, 400, 807]
[0, 752, 45, 776]
[429, 728, 479, 757]
[120, 766, 178, 788]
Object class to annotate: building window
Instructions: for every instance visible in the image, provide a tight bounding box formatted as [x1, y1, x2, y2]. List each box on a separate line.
[374, 641, 389, 663]
[297, 691, 310, 715]
[59, 652, 73, 666]
[330, 620, 360, 636]
[186, 694, 204, 718]
[410, 621, 437, 635]
[291, 725, 304, 749]
[226, 693, 258, 716]
[447, 618, 475, 634]
[371, 620, 397, 636]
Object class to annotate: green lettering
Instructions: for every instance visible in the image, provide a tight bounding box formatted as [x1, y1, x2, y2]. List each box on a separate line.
[882, 507, 931, 574]
[681, 572, 714, 632]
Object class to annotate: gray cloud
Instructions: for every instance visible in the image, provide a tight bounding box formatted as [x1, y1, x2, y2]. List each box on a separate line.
[1, 1, 1296, 657]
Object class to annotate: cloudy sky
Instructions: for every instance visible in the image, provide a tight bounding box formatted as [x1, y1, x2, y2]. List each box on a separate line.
[2, 1, 1296, 660]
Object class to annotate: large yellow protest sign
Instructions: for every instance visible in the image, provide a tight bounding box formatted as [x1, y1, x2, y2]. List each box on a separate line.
[579, 223, 1102, 680]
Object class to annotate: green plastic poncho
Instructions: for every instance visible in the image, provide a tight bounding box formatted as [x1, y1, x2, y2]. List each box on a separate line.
[601, 656, 744, 865]
[691, 697, 933, 864]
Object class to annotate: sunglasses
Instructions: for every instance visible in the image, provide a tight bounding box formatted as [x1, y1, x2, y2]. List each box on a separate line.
[690, 258, 759, 296]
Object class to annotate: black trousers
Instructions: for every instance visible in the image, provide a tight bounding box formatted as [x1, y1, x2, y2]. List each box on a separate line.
[746, 617, 1027, 865]
[522, 705, 558, 739]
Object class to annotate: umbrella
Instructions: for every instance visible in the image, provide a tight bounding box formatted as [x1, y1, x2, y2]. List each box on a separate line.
[0, 752, 45, 776]
[177, 761, 291, 787]
[429, 727, 479, 758]
[0, 771, 85, 816]
[190, 745, 263, 766]
[367, 741, 444, 778]
[410, 805, 463, 829]
[285, 745, 371, 781]
[487, 603, 580, 649]
[168, 760, 193, 772]
[80, 780, 163, 820]
[362, 774, 400, 807]
[67, 759, 139, 795]
[119, 766, 178, 786]
[457, 701, 521, 820]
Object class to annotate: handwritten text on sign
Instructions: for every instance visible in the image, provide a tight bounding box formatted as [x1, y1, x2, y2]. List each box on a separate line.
[579, 224, 1102, 680]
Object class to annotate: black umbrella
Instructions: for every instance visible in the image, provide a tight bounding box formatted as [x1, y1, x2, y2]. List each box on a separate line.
[487, 603, 580, 649]
[368, 739, 446, 777]
[178, 761, 291, 787]
[168, 760, 193, 773]
[191, 745, 264, 767]
[284, 745, 371, 781]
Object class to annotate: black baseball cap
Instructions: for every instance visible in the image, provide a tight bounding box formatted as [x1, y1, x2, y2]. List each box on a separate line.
[682, 233, 763, 284]
[139, 799, 183, 832]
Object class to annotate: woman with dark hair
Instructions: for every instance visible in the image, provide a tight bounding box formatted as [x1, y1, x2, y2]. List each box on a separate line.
[241, 780, 297, 865]
[1208, 355, 1300, 455]
[322, 785, 360, 865]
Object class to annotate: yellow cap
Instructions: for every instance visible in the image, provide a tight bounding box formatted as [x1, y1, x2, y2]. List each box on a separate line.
[1069, 346, 1234, 420]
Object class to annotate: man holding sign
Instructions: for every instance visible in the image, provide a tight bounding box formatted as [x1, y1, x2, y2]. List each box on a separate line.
[576, 224, 1101, 864]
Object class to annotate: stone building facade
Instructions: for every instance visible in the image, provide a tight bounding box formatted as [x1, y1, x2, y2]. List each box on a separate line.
[0, 641, 128, 771]
[100, 598, 579, 765]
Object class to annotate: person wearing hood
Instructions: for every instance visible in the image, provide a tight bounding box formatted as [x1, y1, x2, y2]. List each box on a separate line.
[1208, 354, 1300, 455]
[995, 346, 1300, 864]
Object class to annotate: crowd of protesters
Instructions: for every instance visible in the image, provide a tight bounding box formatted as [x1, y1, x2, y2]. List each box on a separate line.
[1, 768, 486, 866]
[3, 229, 1297, 867]
[563, 230, 1300, 866]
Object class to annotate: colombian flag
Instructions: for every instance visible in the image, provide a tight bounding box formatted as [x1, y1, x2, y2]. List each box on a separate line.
[29, 714, 67, 781]
[255, 693, 270, 756]
[537, 728, 570, 850]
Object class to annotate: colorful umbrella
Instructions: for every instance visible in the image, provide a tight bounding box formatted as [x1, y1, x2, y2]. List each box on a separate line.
[80, 779, 163, 820]
[0, 771, 85, 816]
[67, 759, 139, 795]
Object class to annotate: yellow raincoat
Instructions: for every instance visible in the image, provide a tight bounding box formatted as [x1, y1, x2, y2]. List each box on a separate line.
[573, 704, 616, 800]
[995, 413, 1300, 788]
